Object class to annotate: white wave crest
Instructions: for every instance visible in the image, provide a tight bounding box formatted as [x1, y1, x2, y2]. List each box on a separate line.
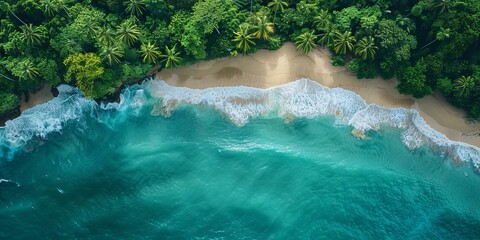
[0, 84, 147, 159]
[0, 86, 95, 153]
[147, 79, 367, 126]
[1, 79, 479, 171]
[147, 78, 480, 171]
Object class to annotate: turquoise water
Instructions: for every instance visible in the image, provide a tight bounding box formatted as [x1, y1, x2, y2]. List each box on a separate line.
[1, 83, 480, 239]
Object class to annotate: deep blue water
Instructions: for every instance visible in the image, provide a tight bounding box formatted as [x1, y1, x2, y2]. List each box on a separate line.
[1, 85, 480, 239]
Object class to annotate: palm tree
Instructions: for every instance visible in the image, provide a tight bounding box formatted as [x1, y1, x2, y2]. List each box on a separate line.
[252, 15, 274, 40]
[333, 31, 356, 55]
[125, 0, 146, 17]
[140, 41, 161, 64]
[19, 61, 39, 80]
[453, 76, 475, 98]
[318, 23, 335, 47]
[429, 0, 456, 14]
[94, 25, 116, 46]
[116, 21, 141, 46]
[21, 24, 44, 46]
[267, 0, 288, 25]
[160, 45, 182, 69]
[313, 10, 331, 30]
[41, 0, 59, 17]
[354, 36, 378, 60]
[295, 31, 318, 54]
[99, 44, 124, 65]
[232, 25, 256, 54]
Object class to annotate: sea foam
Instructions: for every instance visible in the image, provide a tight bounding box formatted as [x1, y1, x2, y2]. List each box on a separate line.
[1, 78, 479, 171]
[0, 84, 145, 159]
[147, 78, 480, 171]
[0, 86, 94, 158]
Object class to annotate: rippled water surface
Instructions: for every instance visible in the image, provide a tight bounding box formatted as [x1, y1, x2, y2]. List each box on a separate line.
[1, 81, 480, 239]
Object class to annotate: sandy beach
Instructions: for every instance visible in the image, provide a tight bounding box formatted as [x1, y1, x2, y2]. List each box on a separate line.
[16, 43, 480, 147]
[157, 43, 480, 148]
[20, 84, 54, 112]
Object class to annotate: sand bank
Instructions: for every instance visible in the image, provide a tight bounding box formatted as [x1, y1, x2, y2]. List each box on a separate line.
[156, 43, 480, 147]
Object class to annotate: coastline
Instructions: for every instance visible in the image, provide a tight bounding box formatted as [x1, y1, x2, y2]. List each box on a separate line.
[14, 43, 480, 148]
[156, 43, 480, 148]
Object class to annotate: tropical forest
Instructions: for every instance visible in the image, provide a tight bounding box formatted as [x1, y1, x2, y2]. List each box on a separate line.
[0, 0, 479, 119]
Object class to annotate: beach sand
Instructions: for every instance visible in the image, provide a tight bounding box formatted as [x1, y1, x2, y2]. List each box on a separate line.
[156, 43, 480, 147]
[20, 85, 54, 112]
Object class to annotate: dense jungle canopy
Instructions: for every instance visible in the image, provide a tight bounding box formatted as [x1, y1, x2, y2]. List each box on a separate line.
[0, 0, 479, 119]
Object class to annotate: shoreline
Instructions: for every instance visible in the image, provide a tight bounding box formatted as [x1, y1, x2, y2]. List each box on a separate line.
[156, 43, 480, 148]
[13, 43, 480, 148]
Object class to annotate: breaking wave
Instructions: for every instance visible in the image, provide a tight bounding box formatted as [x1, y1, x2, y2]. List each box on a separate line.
[1, 78, 479, 171]
[147, 78, 480, 171]
[0, 84, 147, 159]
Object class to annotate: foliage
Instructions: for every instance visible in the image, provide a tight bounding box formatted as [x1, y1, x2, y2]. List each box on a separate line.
[161, 45, 182, 69]
[37, 58, 61, 85]
[191, 0, 230, 35]
[331, 55, 346, 66]
[267, 35, 282, 50]
[268, 0, 288, 24]
[64, 53, 105, 98]
[333, 31, 355, 55]
[1, 57, 40, 91]
[348, 59, 377, 79]
[354, 36, 377, 60]
[333, 6, 361, 33]
[120, 63, 151, 81]
[21, 24, 46, 46]
[314, 10, 331, 30]
[318, 23, 336, 47]
[116, 19, 141, 46]
[453, 76, 475, 99]
[268, 0, 288, 14]
[0, 92, 19, 116]
[140, 41, 161, 64]
[180, 19, 207, 59]
[50, 6, 106, 58]
[375, 19, 417, 64]
[396, 61, 432, 98]
[99, 43, 124, 66]
[125, 0, 146, 17]
[252, 15, 274, 40]
[436, 77, 453, 96]
[232, 24, 256, 54]
[295, 30, 317, 54]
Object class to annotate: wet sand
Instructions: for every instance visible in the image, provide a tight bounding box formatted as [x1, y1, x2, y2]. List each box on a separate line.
[156, 43, 480, 147]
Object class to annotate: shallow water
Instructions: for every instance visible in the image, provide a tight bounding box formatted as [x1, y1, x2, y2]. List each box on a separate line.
[1, 81, 480, 239]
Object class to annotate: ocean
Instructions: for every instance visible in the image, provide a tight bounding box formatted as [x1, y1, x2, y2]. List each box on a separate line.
[1, 79, 480, 239]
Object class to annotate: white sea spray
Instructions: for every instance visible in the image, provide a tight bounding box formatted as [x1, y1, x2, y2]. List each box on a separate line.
[148, 78, 480, 171]
[0, 84, 146, 159]
[1, 78, 479, 171]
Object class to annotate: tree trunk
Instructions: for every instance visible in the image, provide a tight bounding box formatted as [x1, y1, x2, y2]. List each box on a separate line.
[0, 73, 16, 82]
[273, 10, 277, 25]
[420, 39, 437, 50]
[9, 9, 26, 26]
